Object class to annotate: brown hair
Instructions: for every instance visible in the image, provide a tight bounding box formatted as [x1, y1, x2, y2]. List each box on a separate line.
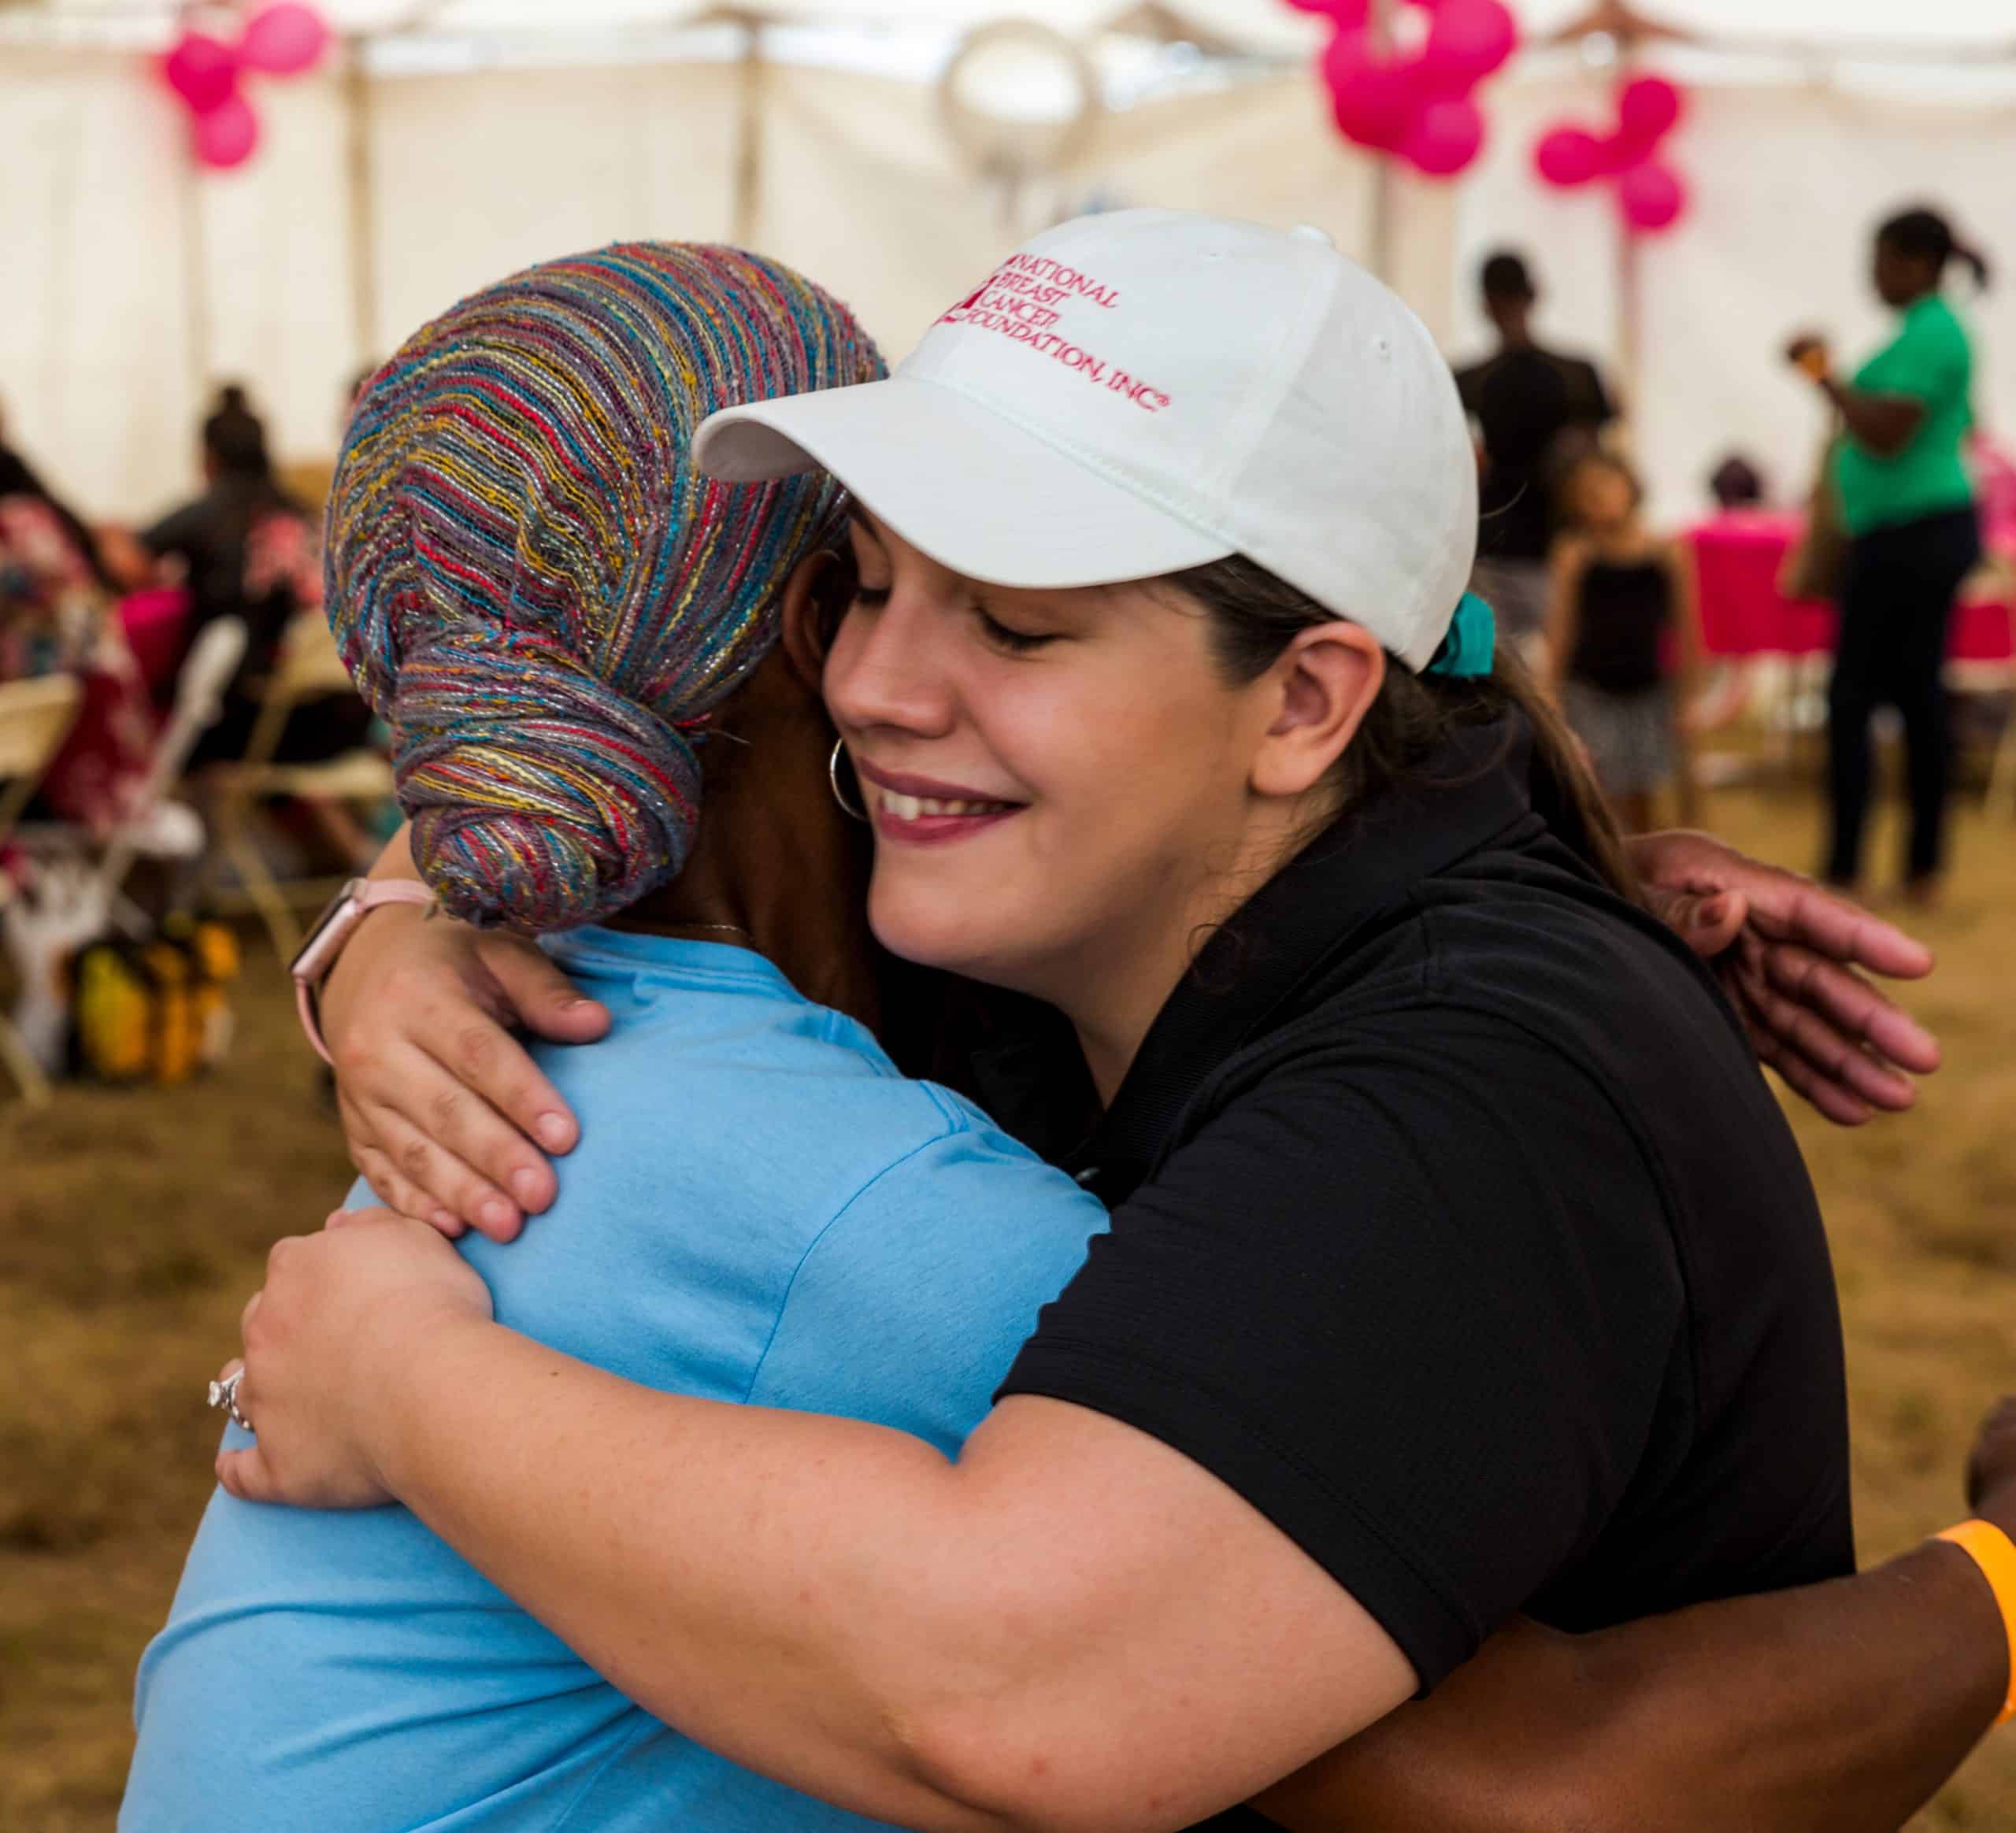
[1163, 554, 1641, 902]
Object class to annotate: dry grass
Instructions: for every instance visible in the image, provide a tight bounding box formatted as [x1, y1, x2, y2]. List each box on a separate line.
[2, 774, 2013, 1831]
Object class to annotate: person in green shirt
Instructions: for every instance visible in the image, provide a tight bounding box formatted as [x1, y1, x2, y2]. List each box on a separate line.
[1787, 206, 1992, 902]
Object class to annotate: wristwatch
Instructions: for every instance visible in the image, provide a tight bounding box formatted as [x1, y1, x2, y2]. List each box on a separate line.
[290, 877, 437, 1065]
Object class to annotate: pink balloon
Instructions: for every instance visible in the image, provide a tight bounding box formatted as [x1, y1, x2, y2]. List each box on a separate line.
[1420, 0, 1518, 94]
[162, 32, 239, 116]
[1403, 95, 1485, 176]
[1615, 74, 1683, 152]
[192, 94, 261, 171]
[1533, 125, 1603, 188]
[1617, 159, 1687, 233]
[1322, 33, 1421, 153]
[239, 3, 332, 77]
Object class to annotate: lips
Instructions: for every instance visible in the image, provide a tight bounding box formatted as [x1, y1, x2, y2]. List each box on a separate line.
[854, 758, 1025, 846]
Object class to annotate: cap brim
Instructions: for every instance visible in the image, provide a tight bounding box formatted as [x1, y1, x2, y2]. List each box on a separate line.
[694, 376, 1232, 591]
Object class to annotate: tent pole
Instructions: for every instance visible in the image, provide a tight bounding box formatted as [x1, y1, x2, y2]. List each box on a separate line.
[344, 37, 381, 376]
[1366, 0, 1396, 283]
[1614, 39, 1644, 439]
[178, 150, 211, 417]
[732, 11, 766, 246]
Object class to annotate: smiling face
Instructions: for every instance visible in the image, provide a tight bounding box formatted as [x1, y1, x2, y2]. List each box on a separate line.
[821, 509, 1380, 1082]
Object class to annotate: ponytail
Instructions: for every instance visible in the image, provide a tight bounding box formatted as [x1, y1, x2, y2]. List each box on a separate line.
[1878, 206, 1993, 294]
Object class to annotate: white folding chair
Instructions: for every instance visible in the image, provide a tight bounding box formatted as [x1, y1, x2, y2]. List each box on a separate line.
[206, 613, 392, 959]
[0, 674, 83, 1105]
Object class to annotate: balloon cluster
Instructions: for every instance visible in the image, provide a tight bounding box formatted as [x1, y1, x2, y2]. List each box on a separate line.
[1532, 76, 1688, 235]
[160, 5, 333, 172]
[1288, 0, 1518, 181]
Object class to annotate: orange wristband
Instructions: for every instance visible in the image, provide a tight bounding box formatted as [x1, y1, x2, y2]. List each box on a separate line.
[1936, 1520, 2016, 1726]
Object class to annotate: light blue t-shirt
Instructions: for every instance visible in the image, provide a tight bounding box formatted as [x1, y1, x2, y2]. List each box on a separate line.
[124, 931, 1106, 1832]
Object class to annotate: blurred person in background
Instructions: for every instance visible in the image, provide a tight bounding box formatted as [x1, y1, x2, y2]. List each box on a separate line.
[1786, 206, 1992, 906]
[1707, 452, 1767, 511]
[1545, 448, 1700, 832]
[107, 383, 376, 865]
[1455, 251, 1618, 655]
[0, 393, 117, 587]
[0, 444, 153, 835]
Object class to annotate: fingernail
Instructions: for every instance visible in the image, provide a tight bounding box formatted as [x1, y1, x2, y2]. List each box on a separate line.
[1699, 894, 1729, 924]
[535, 1113, 573, 1151]
[510, 1169, 543, 1209]
[430, 1208, 459, 1235]
[480, 1198, 516, 1235]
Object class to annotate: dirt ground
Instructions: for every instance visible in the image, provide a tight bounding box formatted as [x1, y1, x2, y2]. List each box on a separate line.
[3, 774, 2014, 1831]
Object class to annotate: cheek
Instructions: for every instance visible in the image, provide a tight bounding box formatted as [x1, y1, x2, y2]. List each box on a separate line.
[820, 611, 868, 718]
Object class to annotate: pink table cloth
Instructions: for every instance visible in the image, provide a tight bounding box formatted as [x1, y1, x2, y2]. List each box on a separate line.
[117, 587, 192, 694]
[1687, 510, 2013, 664]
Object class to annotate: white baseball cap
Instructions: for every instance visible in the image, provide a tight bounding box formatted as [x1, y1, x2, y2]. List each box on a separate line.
[695, 208, 1478, 671]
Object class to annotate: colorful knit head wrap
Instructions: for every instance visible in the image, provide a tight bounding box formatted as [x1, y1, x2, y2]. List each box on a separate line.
[326, 243, 884, 930]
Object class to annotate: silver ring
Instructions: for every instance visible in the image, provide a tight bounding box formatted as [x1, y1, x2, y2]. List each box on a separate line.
[828, 739, 869, 824]
[208, 1368, 252, 1432]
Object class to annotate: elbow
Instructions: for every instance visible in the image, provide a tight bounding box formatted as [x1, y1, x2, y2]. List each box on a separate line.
[881, 1700, 1080, 1833]
[884, 1694, 1181, 1833]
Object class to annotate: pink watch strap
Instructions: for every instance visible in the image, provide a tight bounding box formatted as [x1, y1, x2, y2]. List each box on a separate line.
[293, 878, 436, 1065]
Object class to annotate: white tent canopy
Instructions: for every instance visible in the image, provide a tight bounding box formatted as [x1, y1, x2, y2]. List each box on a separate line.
[12, 0, 2016, 47]
[2, 0, 2010, 531]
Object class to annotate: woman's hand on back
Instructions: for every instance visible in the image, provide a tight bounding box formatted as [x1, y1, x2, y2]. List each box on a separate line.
[321, 900, 610, 1240]
[1627, 828, 1940, 1125]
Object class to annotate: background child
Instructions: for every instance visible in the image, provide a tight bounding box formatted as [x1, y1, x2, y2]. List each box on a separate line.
[1545, 449, 1701, 833]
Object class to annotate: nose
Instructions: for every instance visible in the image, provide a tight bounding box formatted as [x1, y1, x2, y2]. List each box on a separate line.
[824, 584, 960, 742]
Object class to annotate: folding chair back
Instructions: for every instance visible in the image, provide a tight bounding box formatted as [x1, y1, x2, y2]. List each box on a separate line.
[0, 674, 84, 839]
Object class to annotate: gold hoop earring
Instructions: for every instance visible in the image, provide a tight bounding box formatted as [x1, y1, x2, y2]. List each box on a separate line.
[828, 739, 869, 823]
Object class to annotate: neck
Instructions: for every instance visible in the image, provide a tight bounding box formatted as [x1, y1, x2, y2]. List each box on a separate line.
[1051, 803, 1322, 1109]
[608, 717, 882, 1035]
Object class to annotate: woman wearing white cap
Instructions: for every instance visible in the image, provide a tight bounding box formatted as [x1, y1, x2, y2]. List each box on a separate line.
[219, 213, 2005, 1831]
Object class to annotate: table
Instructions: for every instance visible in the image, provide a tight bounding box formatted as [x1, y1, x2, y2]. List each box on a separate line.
[1688, 510, 2014, 665]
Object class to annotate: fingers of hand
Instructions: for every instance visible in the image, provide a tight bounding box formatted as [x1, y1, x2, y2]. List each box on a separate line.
[479, 931, 611, 1061]
[339, 1089, 459, 1234]
[358, 1091, 528, 1241]
[217, 1447, 281, 1505]
[422, 1030, 565, 1211]
[433, 1008, 582, 1167]
[1747, 883, 1936, 981]
[1746, 1022, 1874, 1128]
[1756, 939, 1942, 1079]
[1670, 888, 1748, 959]
[1732, 953, 1914, 1113]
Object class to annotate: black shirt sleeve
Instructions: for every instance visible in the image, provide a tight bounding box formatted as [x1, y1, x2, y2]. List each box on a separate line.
[140, 501, 209, 561]
[1573, 357, 1618, 429]
[998, 1001, 1687, 1690]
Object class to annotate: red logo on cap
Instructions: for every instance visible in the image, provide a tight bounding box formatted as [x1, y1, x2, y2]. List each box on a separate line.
[935, 257, 1170, 414]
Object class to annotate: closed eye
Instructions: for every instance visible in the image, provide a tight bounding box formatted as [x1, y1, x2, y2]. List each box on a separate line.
[975, 605, 1058, 654]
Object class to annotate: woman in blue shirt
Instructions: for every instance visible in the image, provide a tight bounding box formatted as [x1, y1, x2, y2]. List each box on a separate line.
[1787, 206, 1993, 902]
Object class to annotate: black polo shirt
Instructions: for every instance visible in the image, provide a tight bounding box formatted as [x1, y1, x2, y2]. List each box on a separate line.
[994, 711, 1852, 1829]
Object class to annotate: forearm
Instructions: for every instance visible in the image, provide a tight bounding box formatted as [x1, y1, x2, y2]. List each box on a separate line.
[376, 1317, 1001, 1831]
[1256, 1543, 2003, 1833]
[1823, 380, 1923, 457]
[371, 1319, 1404, 1833]
[362, 817, 421, 883]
